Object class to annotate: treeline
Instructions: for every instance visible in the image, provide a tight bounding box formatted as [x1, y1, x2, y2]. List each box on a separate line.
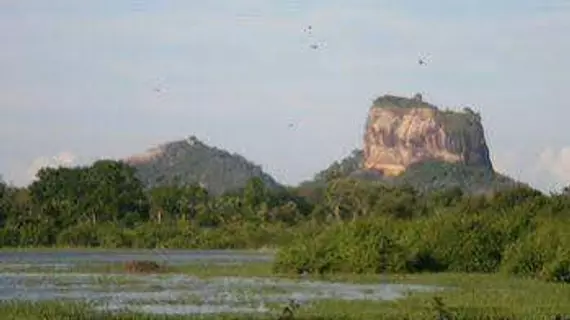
[0, 160, 311, 248]
[1, 159, 570, 283]
[274, 186, 570, 283]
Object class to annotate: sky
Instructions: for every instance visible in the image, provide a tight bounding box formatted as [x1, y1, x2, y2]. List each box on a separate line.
[1, 0, 570, 192]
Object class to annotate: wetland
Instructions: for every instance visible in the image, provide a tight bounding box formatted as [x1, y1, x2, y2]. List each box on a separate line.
[0, 249, 442, 316]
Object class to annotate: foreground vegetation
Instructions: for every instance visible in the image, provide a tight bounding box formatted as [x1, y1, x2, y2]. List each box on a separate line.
[274, 208, 570, 283]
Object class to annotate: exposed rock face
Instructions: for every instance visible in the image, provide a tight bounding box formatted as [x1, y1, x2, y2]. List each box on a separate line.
[125, 146, 164, 165]
[363, 94, 493, 176]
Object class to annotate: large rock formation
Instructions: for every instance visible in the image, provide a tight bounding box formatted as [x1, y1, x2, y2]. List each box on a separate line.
[302, 93, 524, 194]
[363, 94, 493, 176]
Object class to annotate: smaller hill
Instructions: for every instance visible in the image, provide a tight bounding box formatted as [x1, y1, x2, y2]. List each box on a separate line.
[125, 136, 281, 195]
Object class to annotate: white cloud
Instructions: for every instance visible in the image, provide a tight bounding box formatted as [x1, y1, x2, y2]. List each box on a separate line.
[491, 150, 517, 176]
[26, 152, 79, 181]
[537, 147, 570, 185]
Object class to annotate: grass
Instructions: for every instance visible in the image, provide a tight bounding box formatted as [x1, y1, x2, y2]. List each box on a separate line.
[305, 273, 570, 319]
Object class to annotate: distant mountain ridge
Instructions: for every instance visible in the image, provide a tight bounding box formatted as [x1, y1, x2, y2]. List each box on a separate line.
[123, 93, 528, 195]
[124, 136, 281, 195]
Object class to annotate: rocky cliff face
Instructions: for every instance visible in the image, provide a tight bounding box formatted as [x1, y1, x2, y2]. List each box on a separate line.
[363, 94, 493, 176]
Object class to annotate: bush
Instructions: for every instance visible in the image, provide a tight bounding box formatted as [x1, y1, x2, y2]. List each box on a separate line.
[274, 217, 413, 274]
[500, 218, 570, 283]
[124, 260, 163, 273]
[273, 209, 570, 282]
[414, 212, 506, 273]
[96, 223, 133, 248]
[56, 223, 100, 247]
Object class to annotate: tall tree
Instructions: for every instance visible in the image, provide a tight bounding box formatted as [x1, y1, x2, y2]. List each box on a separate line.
[82, 160, 150, 225]
[28, 160, 149, 227]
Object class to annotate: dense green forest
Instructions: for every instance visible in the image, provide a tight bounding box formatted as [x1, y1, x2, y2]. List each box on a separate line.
[1, 159, 570, 283]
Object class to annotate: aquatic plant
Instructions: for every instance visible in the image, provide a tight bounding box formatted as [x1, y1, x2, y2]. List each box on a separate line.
[124, 260, 164, 273]
[278, 299, 300, 320]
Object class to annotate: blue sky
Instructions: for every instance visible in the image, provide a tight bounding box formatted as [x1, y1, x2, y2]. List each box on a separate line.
[1, 0, 569, 191]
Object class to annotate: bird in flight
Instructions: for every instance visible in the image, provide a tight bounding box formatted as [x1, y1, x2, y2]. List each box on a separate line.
[303, 25, 322, 50]
[153, 79, 165, 93]
[418, 58, 426, 66]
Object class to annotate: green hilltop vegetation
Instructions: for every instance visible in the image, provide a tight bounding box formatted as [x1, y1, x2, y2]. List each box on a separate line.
[302, 150, 523, 194]
[372, 94, 439, 109]
[372, 94, 481, 120]
[127, 135, 282, 196]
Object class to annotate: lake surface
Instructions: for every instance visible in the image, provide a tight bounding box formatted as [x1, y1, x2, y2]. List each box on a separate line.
[0, 249, 272, 267]
[0, 250, 443, 315]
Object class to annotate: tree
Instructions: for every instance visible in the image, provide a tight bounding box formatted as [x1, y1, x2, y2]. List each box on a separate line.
[28, 160, 149, 228]
[562, 185, 570, 196]
[82, 160, 150, 225]
[149, 184, 209, 223]
[243, 177, 268, 210]
[0, 178, 7, 227]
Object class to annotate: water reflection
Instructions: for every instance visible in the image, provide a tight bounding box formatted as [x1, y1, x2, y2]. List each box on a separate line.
[0, 249, 272, 266]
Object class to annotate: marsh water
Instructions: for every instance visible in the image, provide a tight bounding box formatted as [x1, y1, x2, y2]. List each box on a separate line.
[0, 250, 441, 315]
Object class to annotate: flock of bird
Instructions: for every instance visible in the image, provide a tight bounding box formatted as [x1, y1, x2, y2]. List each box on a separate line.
[303, 25, 320, 50]
[149, 24, 429, 130]
[302, 24, 429, 65]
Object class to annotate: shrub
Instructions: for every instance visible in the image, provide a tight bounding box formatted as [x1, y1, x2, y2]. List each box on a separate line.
[273, 209, 543, 276]
[56, 223, 100, 247]
[124, 260, 163, 273]
[500, 218, 570, 283]
[274, 217, 412, 274]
